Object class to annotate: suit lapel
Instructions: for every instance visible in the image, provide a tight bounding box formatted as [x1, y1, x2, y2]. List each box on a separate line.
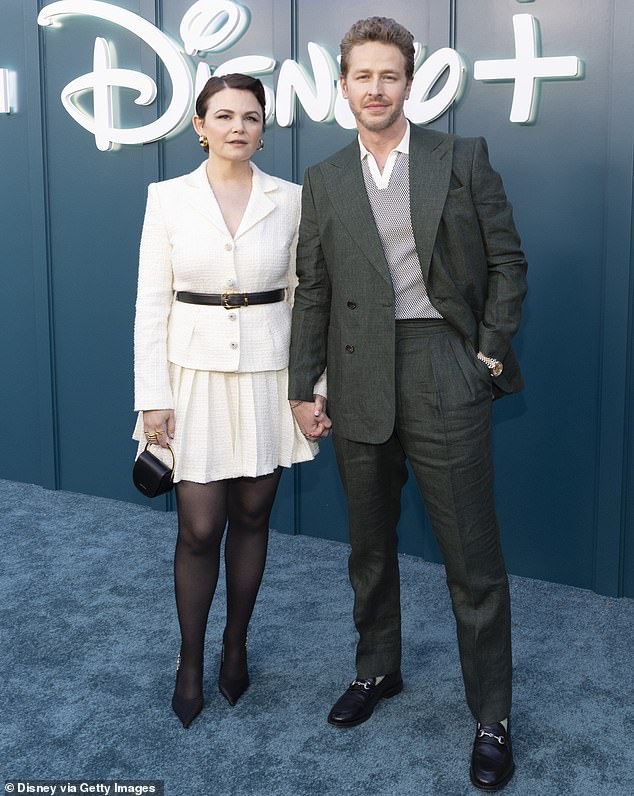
[408, 127, 453, 281]
[321, 129, 454, 286]
[321, 142, 392, 287]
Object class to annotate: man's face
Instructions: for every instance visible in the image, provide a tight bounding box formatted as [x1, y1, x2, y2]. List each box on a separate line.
[341, 41, 412, 135]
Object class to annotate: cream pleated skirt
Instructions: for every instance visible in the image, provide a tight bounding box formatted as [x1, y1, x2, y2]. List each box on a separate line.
[133, 364, 318, 483]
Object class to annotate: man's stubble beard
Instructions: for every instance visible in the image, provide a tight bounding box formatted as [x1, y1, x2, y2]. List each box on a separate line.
[351, 96, 407, 134]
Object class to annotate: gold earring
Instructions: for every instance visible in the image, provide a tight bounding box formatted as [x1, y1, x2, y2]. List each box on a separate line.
[199, 135, 208, 148]
[257, 138, 264, 151]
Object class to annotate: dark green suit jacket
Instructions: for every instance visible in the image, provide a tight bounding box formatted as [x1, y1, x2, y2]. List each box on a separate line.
[288, 124, 528, 444]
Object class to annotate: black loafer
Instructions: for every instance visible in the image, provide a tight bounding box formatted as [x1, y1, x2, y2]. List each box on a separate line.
[327, 671, 403, 727]
[469, 720, 515, 791]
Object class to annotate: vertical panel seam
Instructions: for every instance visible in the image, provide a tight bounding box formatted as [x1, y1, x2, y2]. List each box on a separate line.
[290, 0, 299, 184]
[155, 0, 166, 181]
[152, 0, 169, 510]
[619, 143, 634, 595]
[27, 1, 61, 489]
[592, 0, 615, 595]
[37, 10, 61, 487]
[448, 0, 457, 134]
[593, 0, 634, 596]
[591, 0, 613, 596]
[291, 0, 300, 532]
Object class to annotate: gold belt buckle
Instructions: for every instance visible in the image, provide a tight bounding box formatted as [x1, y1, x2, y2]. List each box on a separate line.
[221, 290, 247, 309]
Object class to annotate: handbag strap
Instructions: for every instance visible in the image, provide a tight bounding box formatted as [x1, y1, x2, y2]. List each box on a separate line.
[144, 442, 175, 477]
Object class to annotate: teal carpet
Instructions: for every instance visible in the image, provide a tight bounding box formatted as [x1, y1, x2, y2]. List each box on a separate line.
[2, 479, 633, 795]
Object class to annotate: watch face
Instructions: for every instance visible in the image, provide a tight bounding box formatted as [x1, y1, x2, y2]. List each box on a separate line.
[491, 361, 504, 377]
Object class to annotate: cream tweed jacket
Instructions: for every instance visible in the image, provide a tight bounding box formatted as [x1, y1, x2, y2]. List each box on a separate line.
[134, 161, 324, 411]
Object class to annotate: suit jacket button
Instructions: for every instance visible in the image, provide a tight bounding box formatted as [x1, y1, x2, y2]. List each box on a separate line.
[345, 344, 355, 353]
[347, 301, 357, 309]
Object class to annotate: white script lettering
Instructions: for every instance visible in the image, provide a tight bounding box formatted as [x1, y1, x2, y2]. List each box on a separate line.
[35, 1, 584, 149]
[37, 0, 193, 149]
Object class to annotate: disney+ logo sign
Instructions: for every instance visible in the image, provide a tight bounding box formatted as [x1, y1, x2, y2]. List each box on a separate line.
[35, 0, 583, 151]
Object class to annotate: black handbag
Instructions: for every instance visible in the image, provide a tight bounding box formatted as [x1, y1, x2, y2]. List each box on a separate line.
[133, 442, 175, 498]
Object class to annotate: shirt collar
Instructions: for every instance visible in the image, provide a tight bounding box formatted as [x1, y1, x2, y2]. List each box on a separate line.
[358, 121, 410, 160]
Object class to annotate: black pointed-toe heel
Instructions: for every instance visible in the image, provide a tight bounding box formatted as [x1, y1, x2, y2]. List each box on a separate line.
[218, 640, 249, 706]
[172, 653, 204, 728]
[171, 692, 204, 728]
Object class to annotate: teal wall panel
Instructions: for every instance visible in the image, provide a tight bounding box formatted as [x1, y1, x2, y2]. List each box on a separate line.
[0, 1, 42, 485]
[453, 0, 611, 590]
[2, 0, 633, 595]
[593, 0, 634, 598]
[37, 1, 155, 502]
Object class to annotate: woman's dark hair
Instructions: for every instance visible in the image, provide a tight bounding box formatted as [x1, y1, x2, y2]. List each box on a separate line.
[195, 74, 266, 152]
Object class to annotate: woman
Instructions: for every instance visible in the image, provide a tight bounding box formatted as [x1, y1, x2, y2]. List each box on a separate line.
[133, 74, 327, 728]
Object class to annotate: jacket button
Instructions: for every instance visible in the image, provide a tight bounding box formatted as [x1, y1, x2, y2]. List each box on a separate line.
[347, 301, 357, 309]
[228, 313, 237, 321]
[230, 342, 238, 350]
[224, 243, 233, 251]
[345, 344, 355, 353]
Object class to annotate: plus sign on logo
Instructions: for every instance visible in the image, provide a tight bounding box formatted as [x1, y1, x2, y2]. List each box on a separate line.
[474, 14, 582, 123]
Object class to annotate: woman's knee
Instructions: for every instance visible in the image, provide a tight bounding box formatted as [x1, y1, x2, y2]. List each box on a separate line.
[177, 518, 225, 554]
[228, 504, 269, 534]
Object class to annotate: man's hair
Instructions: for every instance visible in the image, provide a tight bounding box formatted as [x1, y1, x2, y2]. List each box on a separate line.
[340, 17, 415, 81]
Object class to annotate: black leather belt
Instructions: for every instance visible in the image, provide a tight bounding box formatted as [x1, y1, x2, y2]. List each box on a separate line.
[176, 289, 285, 309]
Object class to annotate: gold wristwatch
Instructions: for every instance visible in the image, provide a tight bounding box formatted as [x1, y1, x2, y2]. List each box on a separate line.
[477, 352, 503, 377]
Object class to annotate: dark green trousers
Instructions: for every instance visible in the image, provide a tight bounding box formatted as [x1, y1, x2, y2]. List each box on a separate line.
[333, 319, 512, 724]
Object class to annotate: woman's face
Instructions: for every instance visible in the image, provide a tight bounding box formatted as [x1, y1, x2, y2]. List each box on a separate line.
[193, 87, 263, 163]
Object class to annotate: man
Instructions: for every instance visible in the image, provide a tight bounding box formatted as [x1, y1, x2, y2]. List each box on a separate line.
[288, 16, 527, 792]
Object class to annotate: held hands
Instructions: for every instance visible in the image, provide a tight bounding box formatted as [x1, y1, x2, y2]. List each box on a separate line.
[290, 395, 332, 440]
[143, 409, 175, 449]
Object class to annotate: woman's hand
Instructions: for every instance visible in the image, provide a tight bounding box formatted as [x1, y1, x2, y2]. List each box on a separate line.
[290, 395, 332, 439]
[143, 409, 175, 448]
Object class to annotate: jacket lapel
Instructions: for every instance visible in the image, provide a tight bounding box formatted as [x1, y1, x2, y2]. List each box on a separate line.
[408, 126, 453, 281]
[234, 162, 277, 238]
[182, 161, 277, 239]
[321, 141, 392, 287]
[183, 162, 228, 235]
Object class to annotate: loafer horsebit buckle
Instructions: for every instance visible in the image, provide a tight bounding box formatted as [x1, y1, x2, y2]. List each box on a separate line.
[478, 729, 506, 745]
[351, 679, 373, 691]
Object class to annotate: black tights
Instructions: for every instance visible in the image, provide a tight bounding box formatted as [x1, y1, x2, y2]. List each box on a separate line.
[172, 468, 282, 699]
